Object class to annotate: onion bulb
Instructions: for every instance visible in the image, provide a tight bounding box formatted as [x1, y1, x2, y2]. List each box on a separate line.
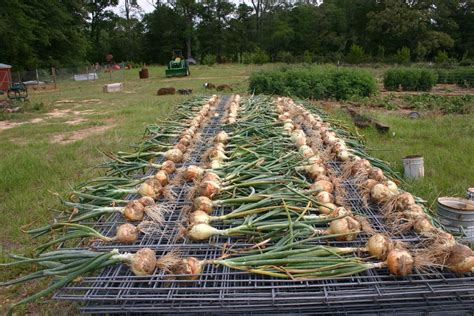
[316, 191, 334, 204]
[367, 234, 393, 260]
[214, 131, 229, 144]
[368, 167, 384, 182]
[385, 180, 398, 193]
[202, 172, 221, 183]
[123, 200, 145, 221]
[138, 196, 155, 206]
[183, 165, 204, 181]
[193, 196, 214, 214]
[161, 160, 176, 174]
[337, 150, 350, 161]
[138, 178, 162, 199]
[446, 243, 474, 273]
[371, 184, 395, 203]
[310, 180, 334, 194]
[177, 257, 204, 280]
[386, 249, 414, 276]
[154, 170, 168, 186]
[115, 223, 139, 243]
[329, 206, 352, 218]
[174, 143, 187, 153]
[394, 192, 415, 210]
[305, 164, 326, 179]
[291, 130, 307, 147]
[190, 210, 211, 224]
[199, 180, 221, 198]
[318, 202, 336, 214]
[328, 216, 361, 241]
[298, 145, 314, 158]
[165, 148, 184, 163]
[130, 248, 157, 276]
[187, 223, 220, 240]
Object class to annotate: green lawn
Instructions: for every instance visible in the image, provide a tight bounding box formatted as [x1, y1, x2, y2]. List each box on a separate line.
[0, 63, 473, 314]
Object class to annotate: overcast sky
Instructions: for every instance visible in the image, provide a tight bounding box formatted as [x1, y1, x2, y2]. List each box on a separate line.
[112, 0, 156, 15]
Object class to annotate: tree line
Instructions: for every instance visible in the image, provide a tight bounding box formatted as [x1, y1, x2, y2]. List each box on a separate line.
[1, 0, 473, 70]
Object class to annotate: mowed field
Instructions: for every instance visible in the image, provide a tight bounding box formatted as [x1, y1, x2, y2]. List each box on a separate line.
[1, 63, 473, 314]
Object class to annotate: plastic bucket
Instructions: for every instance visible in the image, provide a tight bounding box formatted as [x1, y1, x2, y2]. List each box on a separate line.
[139, 68, 149, 79]
[437, 197, 474, 241]
[402, 155, 424, 179]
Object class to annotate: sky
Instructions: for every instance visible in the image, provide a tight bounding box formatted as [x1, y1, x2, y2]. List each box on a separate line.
[113, 0, 156, 16]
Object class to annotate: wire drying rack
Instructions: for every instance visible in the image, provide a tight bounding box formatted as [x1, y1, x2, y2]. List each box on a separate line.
[54, 96, 474, 314]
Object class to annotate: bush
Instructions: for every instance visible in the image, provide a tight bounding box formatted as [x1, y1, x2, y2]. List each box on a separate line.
[383, 68, 437, 91]
[395, 47, 410, 64]
[276, 51, 294, 64]
[252, 48, 270, 64]
[346, 44, 365, 64]
[202, 54, 216, 66]
[303, 50, 313, 64]
[434, 50, 449, 65]
[249, 66, 377, 100]
[435, 67, 474, 87]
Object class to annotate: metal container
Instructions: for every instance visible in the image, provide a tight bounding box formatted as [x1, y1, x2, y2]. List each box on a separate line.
[402, 155, 424, 179]
[437, 197, 474, 241]
[466, 187, 474, 201]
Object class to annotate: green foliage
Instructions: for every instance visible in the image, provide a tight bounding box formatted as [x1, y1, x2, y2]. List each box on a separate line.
[251, 48, 270, 64]
[276, 51, 294, 64]
[383, 68, 437, 91]
[249, 66, 377, 100]
[435, 67, 474, 87]
[202, 54, 217, 66]
[394, 47, 411, 64]
[434, 50, 449, 64]
[346, 45, 365, 64]
[303, 50, 313, 64]
[402, 94, 474, 114]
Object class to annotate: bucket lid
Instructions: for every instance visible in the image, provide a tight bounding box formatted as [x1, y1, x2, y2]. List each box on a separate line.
[438, 197, 474, 211]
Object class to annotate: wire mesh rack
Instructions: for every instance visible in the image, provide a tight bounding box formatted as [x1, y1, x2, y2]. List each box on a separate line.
[53, 96, 474, 314]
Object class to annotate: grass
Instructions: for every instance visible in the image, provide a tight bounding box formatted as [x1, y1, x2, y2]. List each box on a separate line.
[0, 62, 473, 314]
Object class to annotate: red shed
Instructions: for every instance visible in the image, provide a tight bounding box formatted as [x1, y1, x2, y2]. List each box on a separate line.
[0, 63, 12, 92]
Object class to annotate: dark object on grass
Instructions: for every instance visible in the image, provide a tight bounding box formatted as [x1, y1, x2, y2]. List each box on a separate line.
[178, 89, 193, 95]
[204, 83, 215, 89]
[408, 111, 420, 119]
[216, 84, 232, 91]
[157, 87, 176, 95]
[139, 68, 149, 79]
[374, 121, 390, 134]
[354, 116, 372, 128]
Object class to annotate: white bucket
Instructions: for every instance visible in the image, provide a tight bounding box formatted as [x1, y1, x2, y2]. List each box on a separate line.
[402, 155, 424, 179]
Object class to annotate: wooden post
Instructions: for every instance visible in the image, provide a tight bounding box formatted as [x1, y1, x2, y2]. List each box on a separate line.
[36, 69, 40, 84]
[52, 67, 57, 89]
[109, 65, 112, 82]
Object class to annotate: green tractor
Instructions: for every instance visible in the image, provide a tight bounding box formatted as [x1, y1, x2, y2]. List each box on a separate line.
[165, 50, 190, 77]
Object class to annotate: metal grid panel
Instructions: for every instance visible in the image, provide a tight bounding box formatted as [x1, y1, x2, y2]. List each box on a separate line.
[53, 96, 474, 314]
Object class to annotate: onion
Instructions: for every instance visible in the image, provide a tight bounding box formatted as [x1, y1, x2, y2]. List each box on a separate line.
[446, 243, 474, 273]
[123, 200, 145, 221]
[154, 170, 168, 186]
[305, 164, 326, 179]
[329, 206, 352, 218]
[161, 160, 176, 174]
[307, 155, 322, 165]
[214, 131, 229, 143]
[319, 202, 336, 214]
[283, 122, 294, 132]
[291, 130, 306, 147]
[174, 143, 187, 153]
[316, 174, 331, 182]
[193, 196, 214, 214]
[367, 234, 393, 260]
[368, 167, 384, 182]
[385, 180, 398, 193]
[199, 180, 221, 198]
[115, 223, 139, 243]
[337, 150, 350, 161]
[413, 216, 435, 235]
[208, 148, 227, 161]
[178, 257, 204, 280]
[298, 145, 314, 158]
[138, 179, 162, 199]
[386, 249, 413, 276]
[395, 192, 416, 210]
[316, 191, 334, 204]
[371, 183, 395, 203]
[352, 159, 371, 174]
[190, 210, 211, 224]
[210, 160, 223, 169]
[183, 165, 204, 181]
[130, 248, 157, 276]
[165, 148, 184, 163]
[328, 216, 361, 241]
[310, 180, 334, 194]
[202, 171, 221, 183]
[187, 223, 220, 240]
[138, 196, 155, 206]
[363, 179, 378, 191]
[179, 137, 191, 147]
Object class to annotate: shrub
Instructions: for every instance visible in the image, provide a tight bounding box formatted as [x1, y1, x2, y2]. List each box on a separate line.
[453, 68, 474, 88]
[303, 50, 313, 64]
[383, 68, 436, 91]
[249, 66, 377, 100]
[459, 58, 474, 67]
[395, 47, 410, 64]
[434, 50, 449, 65]
[252, 48, 270, 64]
[202, 54, 216, 66]
[276, 51, 294, 64]
[346, 44, 365, 64]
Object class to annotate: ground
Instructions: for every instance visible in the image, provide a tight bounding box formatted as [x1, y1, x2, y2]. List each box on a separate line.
[0, 63, 473, 314]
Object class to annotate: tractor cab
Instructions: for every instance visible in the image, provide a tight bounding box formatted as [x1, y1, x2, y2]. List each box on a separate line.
[165, 50, 190, 77]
